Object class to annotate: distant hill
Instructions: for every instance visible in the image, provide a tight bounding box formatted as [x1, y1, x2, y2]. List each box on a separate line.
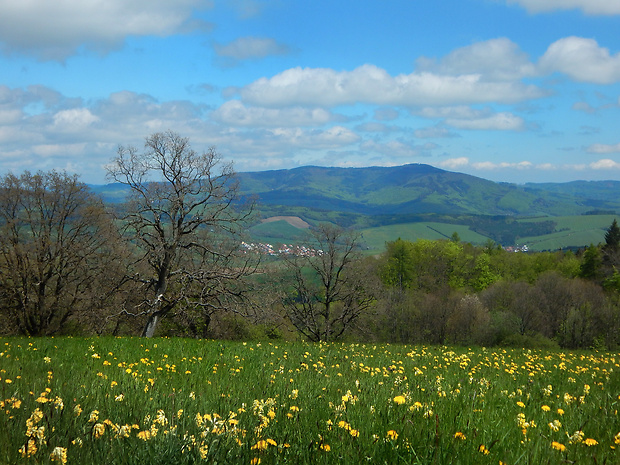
[237, 164, 620, 217]
[89, 164, 620, 250]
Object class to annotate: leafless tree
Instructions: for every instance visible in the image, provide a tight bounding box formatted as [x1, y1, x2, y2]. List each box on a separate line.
[106, 131, 257, 337]
[0, 171, 118, 335]
[282, 223, 375, 342]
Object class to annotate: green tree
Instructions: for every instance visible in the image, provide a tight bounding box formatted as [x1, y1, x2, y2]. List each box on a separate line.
[604, 219, 620, 251]
[579, 245, 602, 281]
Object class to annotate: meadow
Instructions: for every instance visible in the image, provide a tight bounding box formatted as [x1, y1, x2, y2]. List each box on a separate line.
[1, 337, 619, 464]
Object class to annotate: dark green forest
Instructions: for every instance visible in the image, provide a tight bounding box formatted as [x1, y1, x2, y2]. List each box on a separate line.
[1, 156, 619, 350]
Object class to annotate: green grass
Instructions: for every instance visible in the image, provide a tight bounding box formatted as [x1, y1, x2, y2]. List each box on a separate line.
[2, 338, 619, 464]
[360, 222, 491, 252]
[517, 215, 615, 251]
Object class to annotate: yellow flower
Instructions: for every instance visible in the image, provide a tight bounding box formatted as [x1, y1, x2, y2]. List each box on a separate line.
[516, 401, 525, 408]
[478, 444, 490, 455]
[349, 429, 359, 437]
[454, 432, 466, 440]
[584, 438, 598, 446]
[50, 446, 67, 464]
[137, 430, 151, 441]
[251, 440, 269, 451]
[557, 408, 564, 416]
[387, 430, 398, 440]
[541, 405, 550, 412]
[93, 422, 105, 438]
[250, 458, 261, 465]
[320, 443, 331, 451]
[551, 441, 566, 451]
[88, 410, 99, 423]
[393, 395, 406, 405]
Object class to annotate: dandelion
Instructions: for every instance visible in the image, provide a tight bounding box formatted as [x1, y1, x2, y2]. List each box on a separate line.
[349, 429, 359, 437]
[516, 401, 525, 408]
[50, 446, 67, 464]
[454, 432, 466, 440]
[551, 441, 566, 452]
[478, 444, 490, 455]
[557, 408, 564, 416]
[251, 440, 269, 451]
[584, 438, 598, 446]
[320, 443, 331, 451]
[541, 405, 550, 412]
[393, 395, 406, 405]
[387, 430, 398, 440]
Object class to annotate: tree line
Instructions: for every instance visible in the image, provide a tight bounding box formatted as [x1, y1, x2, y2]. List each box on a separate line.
[1, 131, 619, 350]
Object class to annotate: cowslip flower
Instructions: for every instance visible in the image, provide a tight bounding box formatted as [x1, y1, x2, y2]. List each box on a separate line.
[93, 423, 105, 438]
[50, 446, 67, 464]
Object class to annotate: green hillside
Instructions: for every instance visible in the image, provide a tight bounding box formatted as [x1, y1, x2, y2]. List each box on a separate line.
[90, 164, 620, 252]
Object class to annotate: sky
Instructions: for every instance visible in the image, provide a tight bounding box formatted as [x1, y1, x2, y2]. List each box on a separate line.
[1, 0, 620, 185]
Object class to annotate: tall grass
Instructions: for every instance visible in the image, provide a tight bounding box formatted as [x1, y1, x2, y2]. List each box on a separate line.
[1, 337, 619, 464]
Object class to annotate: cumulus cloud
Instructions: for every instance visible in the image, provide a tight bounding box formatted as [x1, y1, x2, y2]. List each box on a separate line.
[214, 37, 289, 60]
[415, 106, 525, 131]
[590, 159, 620, 169]
[446, 112, 525, 131]
[238, 64, 545, 107]
[211, 100, 334, 127]
[472, 160, 533, 170]
[506, 0, 620, 15]
[538, 37, 620, 84]
[587, 142, 620, 153]
[0, 0, 213, 60]
[438, 157, 470, 169]
[417, 38, 536, 81]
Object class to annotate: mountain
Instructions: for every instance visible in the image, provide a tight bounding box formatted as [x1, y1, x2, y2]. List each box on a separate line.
[237, 164, 620, 217]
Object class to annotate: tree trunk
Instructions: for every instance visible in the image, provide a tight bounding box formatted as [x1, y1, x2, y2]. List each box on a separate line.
[142, 312, 161, 338]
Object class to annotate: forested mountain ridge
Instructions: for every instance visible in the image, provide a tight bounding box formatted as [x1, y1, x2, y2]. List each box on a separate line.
[92, 163, 620, 218]
[236, 164, 620, 217]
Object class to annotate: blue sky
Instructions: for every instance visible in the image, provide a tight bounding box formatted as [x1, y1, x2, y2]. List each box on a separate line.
[1, 0, 620, 184]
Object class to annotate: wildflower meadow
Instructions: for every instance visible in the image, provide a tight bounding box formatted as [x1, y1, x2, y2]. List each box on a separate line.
[1, 337, 619, 464]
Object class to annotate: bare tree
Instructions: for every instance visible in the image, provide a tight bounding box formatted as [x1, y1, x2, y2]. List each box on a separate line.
[282, 223, 375, 342]
[107, 131, 257, 338]
[0, 171, 118, 336]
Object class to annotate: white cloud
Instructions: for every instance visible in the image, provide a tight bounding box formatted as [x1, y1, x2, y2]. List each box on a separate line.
[214, 37, 289, 60]
[472, 160, 533, 170]
[238, 64, 545, 107]
[506, 0, 620, 15]
[587, 143, 620, 154]
[53, 108, 99, 131]
[590, 159, 620, 169]
[539, 37, 620, 84]
[438, 157, 470, 169]
[572, 101, 597, 114]
[211, 100, 333, 127]
[446, 112, 525, 131]
[415, 106, 525, 131]
[0, 0, 213, 60]
[417, 38, 536, 81]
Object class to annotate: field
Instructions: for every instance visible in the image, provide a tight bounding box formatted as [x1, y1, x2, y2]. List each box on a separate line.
[1, 338, 619, 465]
